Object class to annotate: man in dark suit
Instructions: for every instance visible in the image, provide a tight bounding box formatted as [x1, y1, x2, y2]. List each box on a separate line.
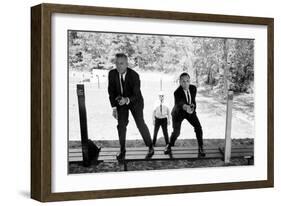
[108, 53, 154, 160]
[164, 72, 205, 157]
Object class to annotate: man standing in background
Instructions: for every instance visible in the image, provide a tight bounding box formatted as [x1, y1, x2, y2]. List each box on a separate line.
[152, 91, 171, 146]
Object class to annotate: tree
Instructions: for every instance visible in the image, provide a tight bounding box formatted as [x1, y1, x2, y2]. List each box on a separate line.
[68, 30, 254, 95]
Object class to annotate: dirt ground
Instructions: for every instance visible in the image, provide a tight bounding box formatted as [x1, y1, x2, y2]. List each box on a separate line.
[68, 138, 254, 174]
[68, 71, 254, 141]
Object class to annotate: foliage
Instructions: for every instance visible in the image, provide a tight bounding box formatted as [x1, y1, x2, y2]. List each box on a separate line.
[68, 31, 254, 94]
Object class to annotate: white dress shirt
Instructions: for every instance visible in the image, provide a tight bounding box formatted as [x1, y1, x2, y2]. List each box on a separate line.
[152, 101, 171, 121]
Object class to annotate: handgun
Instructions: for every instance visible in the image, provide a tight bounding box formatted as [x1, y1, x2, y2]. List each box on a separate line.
[115, 96, 122, 102]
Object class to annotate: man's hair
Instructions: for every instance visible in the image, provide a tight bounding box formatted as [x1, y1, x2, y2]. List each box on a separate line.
[179, 72, 190, 80]
[115, 53, 128, 59]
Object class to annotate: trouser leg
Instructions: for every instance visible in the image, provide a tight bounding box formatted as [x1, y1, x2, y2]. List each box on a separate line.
[169, 116, 183, 146]
[161, 119, 169, 145]
[117, 106, 129, 152]
[186, 113, 203, 147]
[152, 118, 161, 145]
[130, 106, 152, 147]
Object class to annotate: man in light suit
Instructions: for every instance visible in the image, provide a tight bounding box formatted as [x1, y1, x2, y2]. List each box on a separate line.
[164, 72, 205, 157]
[108, 53, 154, 160]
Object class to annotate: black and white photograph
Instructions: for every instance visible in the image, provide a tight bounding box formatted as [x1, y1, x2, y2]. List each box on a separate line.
[29, 2, 274, 202]
[68, 30, 254, 173]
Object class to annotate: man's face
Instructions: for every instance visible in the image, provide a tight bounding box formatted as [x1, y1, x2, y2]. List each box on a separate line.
[159, 95, 164, 102]
[115, 57, 128, 74]
[180, 75, 190, 90]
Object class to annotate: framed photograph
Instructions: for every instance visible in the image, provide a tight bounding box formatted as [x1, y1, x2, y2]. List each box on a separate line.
[31, 3, 274, 202]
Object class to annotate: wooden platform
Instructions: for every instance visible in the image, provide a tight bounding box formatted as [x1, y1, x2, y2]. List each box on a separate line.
[69, 145, 253, 167]
[219, 145, 254, 164]
[69, 146, 224, 163]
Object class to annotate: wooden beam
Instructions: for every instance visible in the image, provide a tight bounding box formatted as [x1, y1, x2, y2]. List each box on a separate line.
[76, 84, 101, 166]
[224, 90, 233, 163]
[77, 84, 91, 166]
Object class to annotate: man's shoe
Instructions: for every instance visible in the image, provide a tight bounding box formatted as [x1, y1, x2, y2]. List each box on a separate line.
[146, 147, 154, 159]
[164, 145, 172, 154]
[198, 147, 206, 158]
[116, 150, 126, 161]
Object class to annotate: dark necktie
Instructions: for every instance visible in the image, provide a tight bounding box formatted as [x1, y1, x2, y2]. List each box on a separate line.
[187, 91, 190, 104]
[121, 74, 125, 94]
[160, 104, 162, 115]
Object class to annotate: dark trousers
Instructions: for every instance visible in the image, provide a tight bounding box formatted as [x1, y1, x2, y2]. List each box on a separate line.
[153, 118, 169, 145]
[117, 105, 152, 152]
[169, 112, 203, 148]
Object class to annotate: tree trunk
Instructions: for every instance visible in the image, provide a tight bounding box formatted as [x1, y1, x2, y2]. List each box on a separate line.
[223, 39, 228, 96]
[195, 68, 199, 86]
[207, 67, 212, 84]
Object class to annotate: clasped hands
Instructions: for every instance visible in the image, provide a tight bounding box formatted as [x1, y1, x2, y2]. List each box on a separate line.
[182, 104, 194, 114]
[115, 96, 129, 106]
[118, 97, 129, 106]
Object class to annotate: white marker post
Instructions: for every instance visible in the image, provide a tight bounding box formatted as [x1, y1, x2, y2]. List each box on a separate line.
[224, 90, 234, 164]
[96, 75, 100, 89]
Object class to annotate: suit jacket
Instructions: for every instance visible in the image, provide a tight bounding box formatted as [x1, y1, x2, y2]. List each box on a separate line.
[171, 84, 197, 118]
[108, 68, 144, 109]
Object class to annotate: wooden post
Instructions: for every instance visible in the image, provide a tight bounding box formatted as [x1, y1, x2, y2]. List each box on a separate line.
[96, 75, 100, 89]
[224, 90, 233, 164]
[77, 84, 100, 166]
